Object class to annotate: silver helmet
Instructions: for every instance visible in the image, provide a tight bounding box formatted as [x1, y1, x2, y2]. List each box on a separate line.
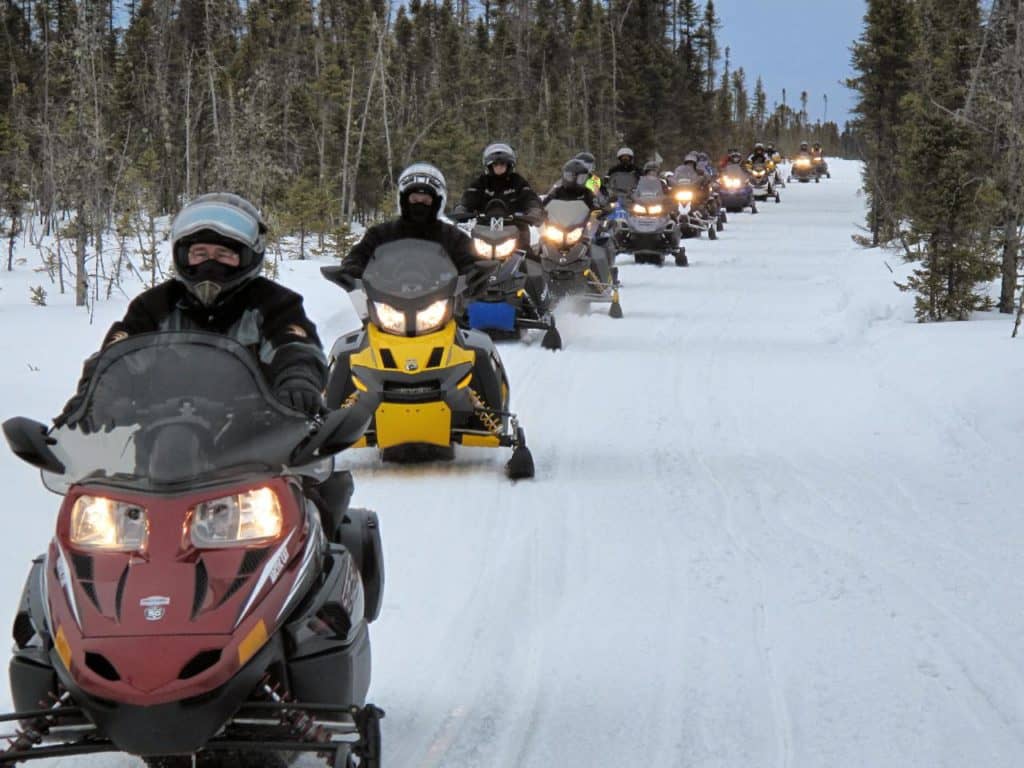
[397, 162, 448, 219]
[616, 147, 635, 162]
[171, 192, 267, 307]
[482, 142, 517, 171]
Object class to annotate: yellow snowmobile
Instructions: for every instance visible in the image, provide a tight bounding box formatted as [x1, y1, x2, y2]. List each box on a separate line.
[321, 239, 535, 479]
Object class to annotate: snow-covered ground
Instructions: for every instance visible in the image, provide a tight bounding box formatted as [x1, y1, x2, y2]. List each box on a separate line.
[2, 160, 1024, 766]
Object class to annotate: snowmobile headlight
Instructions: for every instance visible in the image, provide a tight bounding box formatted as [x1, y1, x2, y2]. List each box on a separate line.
[632, 204, 647, 215]
[542, 224, 564, 244]
[372, 301, 407, 335]
[191, 487, 283, 548]
[415, 299, 451, 334]
[565, 227, 584, 245]
[795, 158, 810, 168]
[723, 176, 741, 189]
[472, 237, 493, 258]
[493, 237, 519, 259]
[70, 495, 149, 552]
[645, 204, 663, 215]
[674, 190, 694, 202]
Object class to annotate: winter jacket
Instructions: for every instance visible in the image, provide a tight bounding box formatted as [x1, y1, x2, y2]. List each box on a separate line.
[339, 218, 479, 278]
[544, 182, 604, 210]
[108, 278, 325, 392]
[455, 171, 543, 221]
[58, 277, 327, 425]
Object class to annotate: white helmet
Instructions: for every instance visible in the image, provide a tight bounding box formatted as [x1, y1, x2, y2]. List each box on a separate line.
[397, 162, 448, 219]
[616, 147, 635, 161]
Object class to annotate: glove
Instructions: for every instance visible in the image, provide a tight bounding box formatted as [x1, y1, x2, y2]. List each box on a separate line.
[321, 266, 359, 292]
[275, 377, 324, 416]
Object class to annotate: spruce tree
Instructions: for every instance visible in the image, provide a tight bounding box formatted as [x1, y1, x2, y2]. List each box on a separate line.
[848, 0, 916, 246]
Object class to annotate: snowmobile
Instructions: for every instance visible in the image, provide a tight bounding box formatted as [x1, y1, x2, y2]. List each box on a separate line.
[322, 239, 535, 480]
[748, 160, 781, 203]
[789, 154, 815, 183]
[615, 177, 684, 267]
[457, 201, 561, 350]
[0, 332, 383, 767]
[540, 198, 623, 317]
[671, 165, 721, 243]
[718, 163, 759, 214]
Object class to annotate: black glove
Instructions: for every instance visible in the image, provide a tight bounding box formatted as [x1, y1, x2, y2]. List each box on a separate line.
[275, 377, 324, 416]
[321, 265, 359, 292]
[54, 353, 100, 429]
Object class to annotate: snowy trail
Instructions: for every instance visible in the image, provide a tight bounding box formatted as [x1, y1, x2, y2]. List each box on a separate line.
[3, 161, 1024, 766]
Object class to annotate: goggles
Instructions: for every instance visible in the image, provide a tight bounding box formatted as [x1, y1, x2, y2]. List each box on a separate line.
[173, 202, 262, 250]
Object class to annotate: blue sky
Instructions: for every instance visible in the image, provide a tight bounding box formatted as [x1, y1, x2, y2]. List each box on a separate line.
[709, 0, 866, 125]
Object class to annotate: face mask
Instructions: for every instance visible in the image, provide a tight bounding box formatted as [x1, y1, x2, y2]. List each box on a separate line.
[406, 202, 434, 224]
[184, 260, 237, 306]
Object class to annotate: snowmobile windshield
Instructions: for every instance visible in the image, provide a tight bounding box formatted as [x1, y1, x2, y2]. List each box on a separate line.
[608, 171, 638, 197]
[43, 332, 312, 494]
[673, 165, 700, 182]
[634, 178, 665, 201]
[544, 200, 591, 230]
[362, 239, 460, 309]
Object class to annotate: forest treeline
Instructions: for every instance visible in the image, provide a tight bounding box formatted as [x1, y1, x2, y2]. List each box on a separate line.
[849, 0, 1024, 323]
[0, 0, 850, 305]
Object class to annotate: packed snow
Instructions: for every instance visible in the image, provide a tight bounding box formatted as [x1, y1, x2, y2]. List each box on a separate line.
[1, 160, 1023, 767]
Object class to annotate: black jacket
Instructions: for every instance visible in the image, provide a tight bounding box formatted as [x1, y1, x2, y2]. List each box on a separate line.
[59, 277, 327, 424]
[108, 278, 326, 392]
[544, 182, 602, 210]
[340, 218, 478, 278]
[607, 163, 641, 180]
[455, 171, 543, 221]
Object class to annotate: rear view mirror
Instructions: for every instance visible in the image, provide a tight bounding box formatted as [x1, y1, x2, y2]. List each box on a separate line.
[290, 400, 375, 466]
[3, 418, 65, 474]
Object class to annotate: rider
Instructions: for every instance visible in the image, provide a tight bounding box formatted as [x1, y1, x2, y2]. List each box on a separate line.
[58, 192, 327, 423]
[453, 142, 544, 251]
[607, 147, 641, 184]
[546, 158, 605, 210]
[334, 162, 478, 281]
[573, 151, 608, 203]
[747, 142, 769, 166]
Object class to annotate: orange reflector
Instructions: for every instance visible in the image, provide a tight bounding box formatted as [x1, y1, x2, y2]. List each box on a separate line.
[55, 625, 71, 669]
[238, 619, 268, 667]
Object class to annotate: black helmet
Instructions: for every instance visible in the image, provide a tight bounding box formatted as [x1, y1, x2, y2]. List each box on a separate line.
[812, 142, 822, 150]
[483, 142, 516, 172]
[561, 158, 590, 188]
[397, 162, 448, 220]
[574, 152, 596, 173]
[171, 192, 267, 307]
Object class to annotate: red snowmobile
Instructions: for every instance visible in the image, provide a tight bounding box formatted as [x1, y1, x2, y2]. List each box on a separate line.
[0, 332, 383, 767]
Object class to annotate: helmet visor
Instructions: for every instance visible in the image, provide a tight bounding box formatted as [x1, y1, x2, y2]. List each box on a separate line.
[399, 171, 445, 197]
[173, 202, 261, 250]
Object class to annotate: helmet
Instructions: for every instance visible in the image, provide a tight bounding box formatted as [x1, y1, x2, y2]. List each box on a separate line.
[812, 142, 822, 150]
[728, 150, 743, 163]
[766, 142, 776, 151]
[800, 141, 810, 152]
[483, 142, 516, 172]
[171, 192, 267, 307]
[397, 162, 448, 220]
[754, 141, 765, 152]
[616, 147, 635, 162]
[683, 151, 700, 166]
[574, 152, 596, 173]
[643, 160, 660, 175]
[561, 158, 590, 188]
[660, 171, 675, 183]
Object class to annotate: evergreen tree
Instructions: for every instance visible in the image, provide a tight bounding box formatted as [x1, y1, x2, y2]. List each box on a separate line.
[897, 0, 1000, 321]
[848, 0, 916, 246]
